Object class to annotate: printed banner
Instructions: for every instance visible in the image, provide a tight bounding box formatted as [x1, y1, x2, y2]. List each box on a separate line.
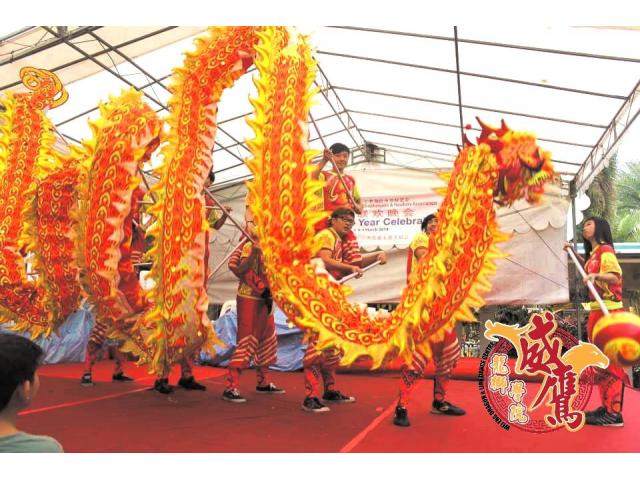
[352, 193, 440, 249]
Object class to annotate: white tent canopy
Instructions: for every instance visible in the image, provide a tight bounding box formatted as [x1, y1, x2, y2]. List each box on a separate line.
[2, 25, 638, 307]
[1, 26, 639, 193]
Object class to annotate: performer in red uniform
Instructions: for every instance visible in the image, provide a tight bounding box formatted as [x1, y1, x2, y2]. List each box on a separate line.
[222, 224, 284, 403]
[303, 207, 386, 412]
[393, 214, 465, 427]
[566, 216, 627, 427]
[312, 143, 363, 264]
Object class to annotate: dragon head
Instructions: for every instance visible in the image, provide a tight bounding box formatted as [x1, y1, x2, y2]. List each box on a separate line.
[467, 118, 557, 206]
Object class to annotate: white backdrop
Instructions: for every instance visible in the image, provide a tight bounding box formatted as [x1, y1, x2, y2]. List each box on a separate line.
[205, 164, 570, 306]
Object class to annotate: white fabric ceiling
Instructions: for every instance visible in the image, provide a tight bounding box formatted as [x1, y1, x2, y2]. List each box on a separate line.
[1, 26, 639, 193]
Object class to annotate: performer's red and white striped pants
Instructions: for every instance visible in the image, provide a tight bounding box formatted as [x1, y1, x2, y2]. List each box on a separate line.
[83, 318, 125, 375]
[398, 328, 460, 407]
[225, 295, 278, 389]
[303, 333, 342, 398]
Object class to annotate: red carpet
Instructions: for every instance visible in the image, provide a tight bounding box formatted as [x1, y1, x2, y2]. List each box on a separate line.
[14, 361, 640, 452]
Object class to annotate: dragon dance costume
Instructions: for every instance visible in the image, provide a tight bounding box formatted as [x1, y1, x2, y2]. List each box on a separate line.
[223, 240, 281, 401]
[82, 186, 147, 384]
[395, 229, 464, 421]
[315, 170, 361, 260]
[302, 226, 359, 411]
[584, 244, 627, 416]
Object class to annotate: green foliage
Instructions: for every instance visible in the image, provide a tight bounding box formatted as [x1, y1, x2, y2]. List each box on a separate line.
[582, 156, 640, 242]
[494, 305, 530, 326]
[583, 155, 617, 223]
[612, 161, 640, 241]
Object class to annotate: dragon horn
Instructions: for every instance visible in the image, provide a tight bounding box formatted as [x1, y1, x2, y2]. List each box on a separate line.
[497, 119, 511, 136]
[476, 116, 492, 132]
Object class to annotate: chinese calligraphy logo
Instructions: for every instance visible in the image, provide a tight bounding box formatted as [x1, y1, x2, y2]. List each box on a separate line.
[478, 311, 610, 433]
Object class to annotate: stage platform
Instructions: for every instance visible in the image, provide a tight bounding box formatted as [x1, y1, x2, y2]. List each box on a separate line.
[16, 360, 640, 453]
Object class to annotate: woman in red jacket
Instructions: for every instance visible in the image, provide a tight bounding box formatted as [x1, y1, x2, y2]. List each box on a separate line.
[569, 216, 627, 427]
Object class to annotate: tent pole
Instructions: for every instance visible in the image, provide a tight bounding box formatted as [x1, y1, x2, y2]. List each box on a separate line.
[569, 180, 583, 341]
[453, 26, 465, 145]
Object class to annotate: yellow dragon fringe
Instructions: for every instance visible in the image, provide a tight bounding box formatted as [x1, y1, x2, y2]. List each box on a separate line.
[72, 88, 161, 362]
[0, 67, 81, 339]
[142, 27, 292, 376]
[1, 28, 557, 377]
[245, 31, 558, 368]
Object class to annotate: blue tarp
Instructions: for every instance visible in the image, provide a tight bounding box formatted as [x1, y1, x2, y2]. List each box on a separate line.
[1, 305, 306, 371]
[199, 307, 306, 371]
[0, 308, 95, 364]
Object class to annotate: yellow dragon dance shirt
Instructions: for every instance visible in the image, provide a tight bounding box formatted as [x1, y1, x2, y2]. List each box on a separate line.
[584, 244, 623, 311]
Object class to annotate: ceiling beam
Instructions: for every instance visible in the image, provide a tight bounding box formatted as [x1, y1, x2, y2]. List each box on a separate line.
[332, 85, 609, 129]
[574, 78, 640, 192]
[0, 26, 101, 68]
[329, 27, 640, 64]
[317, 50, 626, 100]
[0, 27, 177, 92]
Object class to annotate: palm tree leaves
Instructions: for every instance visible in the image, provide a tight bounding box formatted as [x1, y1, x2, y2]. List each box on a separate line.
[582, 155, 640, 242]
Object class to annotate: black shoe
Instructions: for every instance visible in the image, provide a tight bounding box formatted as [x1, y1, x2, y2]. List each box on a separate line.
[633, 368, 640, 389]
[393, 405, 410, 427]
[585, 407, 623, 427]
[222, 388, 246, 403]
[302, 396, 330, 412]
[112, 372, 134, 382]
[256, 383, 286, 394]
[322, 390, 355, 403]
[80, 373, 93, 387]
[153, 379, 175, 394]
[431, 400, 466, 416]
[584, 406, 607, 419]
[178, 376, 206, 391]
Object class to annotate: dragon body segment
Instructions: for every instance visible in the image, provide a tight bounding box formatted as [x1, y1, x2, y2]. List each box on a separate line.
[0, 67, 80, 338]
[143, 27, 287, 375]
[248, 61, 556, 368]
[73, 88, 161, 361]
[0, 28, 557, 377]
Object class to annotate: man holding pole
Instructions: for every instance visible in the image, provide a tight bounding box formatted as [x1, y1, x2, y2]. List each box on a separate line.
[393, 213, 466, 427]
[223, 223, 285, 403]
[312, 143, 363, 264]
[303, 207, 387, 412]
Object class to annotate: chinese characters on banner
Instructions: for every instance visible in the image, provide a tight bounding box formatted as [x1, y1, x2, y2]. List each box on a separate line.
[351, 193, 440, 249]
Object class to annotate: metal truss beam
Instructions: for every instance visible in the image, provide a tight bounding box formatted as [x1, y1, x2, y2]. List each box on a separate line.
[0, 27, 36, 44]
[359, 129, 460, 148]
[86, 30, 249, 162]
[453, 26, 465, 144]
[314, 63, 368, 160]
[318, 50, 626, 100]
[574, 78, 640, 192]
[333, 85, 609, 129]
[212, 110, 345, 153]
[0, 26, 101, 68]
[348, 109, 594, 149]
[1, 27, 177, 91]
[372, 142, 456, 159]
[330, 27, 640, 64]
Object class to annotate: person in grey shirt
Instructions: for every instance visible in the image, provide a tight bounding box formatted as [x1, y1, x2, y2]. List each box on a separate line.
[0, 333, 63, 453]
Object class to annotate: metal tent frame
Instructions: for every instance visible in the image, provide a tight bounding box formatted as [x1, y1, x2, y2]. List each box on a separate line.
[2, 26, 639, 327]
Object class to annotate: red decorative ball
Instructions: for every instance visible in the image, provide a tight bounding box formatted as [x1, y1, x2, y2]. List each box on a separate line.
[592, 312, 640, 367]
